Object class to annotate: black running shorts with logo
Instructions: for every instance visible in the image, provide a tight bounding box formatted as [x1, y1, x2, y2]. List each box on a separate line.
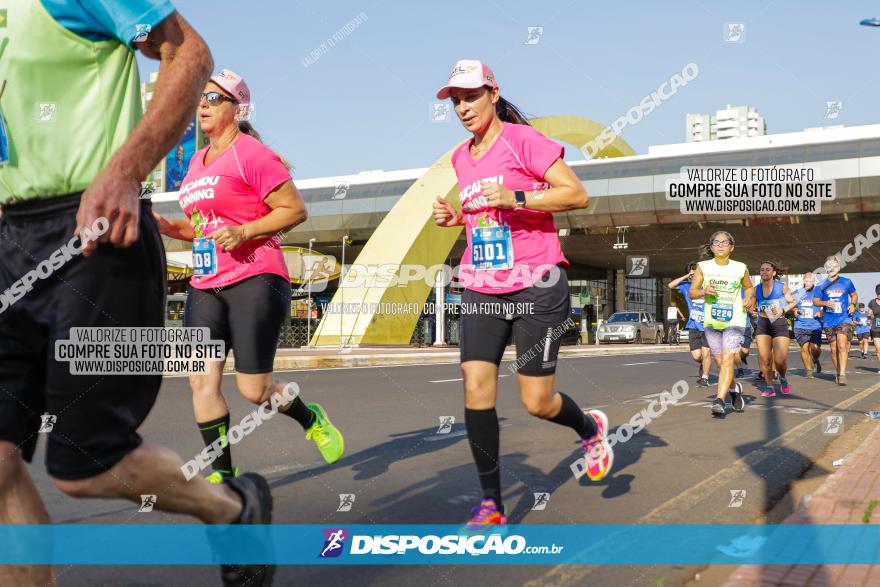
[0, 194, 165, 480]
[460, 266, 570, 376]
[687, 328, 707, 351]
[184, 273, 291, 374]
[756, 316, 790, 338]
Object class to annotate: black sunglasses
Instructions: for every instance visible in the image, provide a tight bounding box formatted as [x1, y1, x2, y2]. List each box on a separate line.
[200, 91, 236, 106]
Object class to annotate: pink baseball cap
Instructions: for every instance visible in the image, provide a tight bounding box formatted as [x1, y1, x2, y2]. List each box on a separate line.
[210, 68, 250, 105]
[435, 59, 498, 100]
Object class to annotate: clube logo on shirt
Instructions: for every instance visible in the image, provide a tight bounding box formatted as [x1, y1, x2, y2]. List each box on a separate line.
[179, 176, 219, 208]
[460, 175, 504, 212]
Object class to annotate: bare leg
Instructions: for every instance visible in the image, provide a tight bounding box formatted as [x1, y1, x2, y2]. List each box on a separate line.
[701, 348, 712, 378]
[829, 338, 840, 373]
[756, 334, 774, 384]
[52, 443, 241, 524]
[0, 442, 54, 587]
[836, 332, 850, 376]
[772, 336, 789, 379]
[800, 342, 814, 372]
[716, 352, 736, 401]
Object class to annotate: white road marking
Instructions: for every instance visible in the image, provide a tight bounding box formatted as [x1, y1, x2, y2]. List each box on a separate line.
[429, 374, 510, 383]
[621, 361, 658, 366]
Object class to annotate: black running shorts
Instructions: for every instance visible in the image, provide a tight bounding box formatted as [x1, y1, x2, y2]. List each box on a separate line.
[794, 328, 822, 347]
[687, 328, 707, 351]
[756, 316, 790, 338]
[0, 194, 165, 480]
[184, 273, 290, 374]
[459, 267, 570, 377]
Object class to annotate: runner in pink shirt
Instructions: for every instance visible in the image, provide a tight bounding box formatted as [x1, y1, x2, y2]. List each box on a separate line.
[155, 69, 344, 487]
[432, 59, 613, 532]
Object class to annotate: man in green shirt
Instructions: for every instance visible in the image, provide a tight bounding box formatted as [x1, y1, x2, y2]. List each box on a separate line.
[0, 3, 273, 586]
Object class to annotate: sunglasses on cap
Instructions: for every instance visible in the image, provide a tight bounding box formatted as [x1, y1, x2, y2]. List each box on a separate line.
[200, 91, 237, 106]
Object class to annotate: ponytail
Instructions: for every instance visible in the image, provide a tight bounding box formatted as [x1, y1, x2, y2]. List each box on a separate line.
[495, 96, 531, 125]
[238, 121, 293, 171]
[238, 121, 262, 142]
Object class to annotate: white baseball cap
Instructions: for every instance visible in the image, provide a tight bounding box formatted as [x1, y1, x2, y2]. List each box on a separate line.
[436, 59, 498, 100]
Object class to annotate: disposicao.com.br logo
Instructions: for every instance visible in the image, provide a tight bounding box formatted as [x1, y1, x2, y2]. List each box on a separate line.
[319, 528, 348, 558]
[317, 528, 562, 558]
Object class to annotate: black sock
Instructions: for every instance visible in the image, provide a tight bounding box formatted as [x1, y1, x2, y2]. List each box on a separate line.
[464, 407, 502, 508]
[548, 393, 598, 439]
[198, 414, 233, 474]
[281, 396, 316, 430]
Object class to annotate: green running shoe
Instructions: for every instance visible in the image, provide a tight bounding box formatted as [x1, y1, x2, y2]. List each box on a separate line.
[206, 468, 239, 484]
[305, 403, 344, 464]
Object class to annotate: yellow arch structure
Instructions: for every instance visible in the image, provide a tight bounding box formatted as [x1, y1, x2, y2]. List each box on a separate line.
[310, 116, 635, 346]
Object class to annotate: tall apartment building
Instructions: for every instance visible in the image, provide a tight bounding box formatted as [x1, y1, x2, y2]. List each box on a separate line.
[686, 105, 766, 142]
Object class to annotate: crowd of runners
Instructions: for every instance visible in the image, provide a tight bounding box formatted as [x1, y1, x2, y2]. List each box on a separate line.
[670, 242, 874, 417]
[1, 5, 613, 579]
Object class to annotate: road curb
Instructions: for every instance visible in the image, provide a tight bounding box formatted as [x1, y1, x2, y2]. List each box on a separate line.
[222, 343, 691, 373]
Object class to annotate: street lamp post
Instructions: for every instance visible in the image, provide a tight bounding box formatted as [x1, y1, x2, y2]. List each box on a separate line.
[340, 234, 348, 349]
[306, 237, 316, 348]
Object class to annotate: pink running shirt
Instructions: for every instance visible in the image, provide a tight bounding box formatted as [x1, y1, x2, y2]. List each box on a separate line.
[178, 133, 292, 290]
[451, 122, 568, 294]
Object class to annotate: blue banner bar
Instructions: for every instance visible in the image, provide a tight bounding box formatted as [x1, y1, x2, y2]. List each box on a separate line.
[2, 525, 879, 565]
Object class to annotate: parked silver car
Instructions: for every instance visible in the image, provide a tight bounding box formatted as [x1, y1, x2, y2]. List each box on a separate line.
[597, 311, 663, 344]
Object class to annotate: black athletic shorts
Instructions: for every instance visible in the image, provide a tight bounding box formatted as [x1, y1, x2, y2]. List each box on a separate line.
[0, 193, 165, 480]
[185, 273, 290, 374]
[756, 316, 790, 338]
[858, 332, 871, 341]
[687, 328, 707, 351]
[460, 266, 569, 377]
[794, 328, 822, 347]
[871, 330, 880, 340]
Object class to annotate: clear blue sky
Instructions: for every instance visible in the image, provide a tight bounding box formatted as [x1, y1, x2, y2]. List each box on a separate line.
[139, 0, 880, 179]
[139, 1, 880, 297]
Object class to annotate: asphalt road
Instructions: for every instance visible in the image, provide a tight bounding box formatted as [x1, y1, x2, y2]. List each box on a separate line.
[24, 346, 880, 587]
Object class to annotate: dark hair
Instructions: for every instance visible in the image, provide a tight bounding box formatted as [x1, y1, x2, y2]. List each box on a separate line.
[238, 120, 293, 171]
[760, 259, 787, 280]
[698, 230, 735, 260]
[495, 96, 531, 125]
[686, 262, 698, 273]
[238, 120, 262, 142]
[875, 284, 880, 295]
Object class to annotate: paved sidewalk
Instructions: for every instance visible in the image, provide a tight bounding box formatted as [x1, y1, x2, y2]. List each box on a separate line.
[722, 423, 880, 587]
[226, 341, 688, 372]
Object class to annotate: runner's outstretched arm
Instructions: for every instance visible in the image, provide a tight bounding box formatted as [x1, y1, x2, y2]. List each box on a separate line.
[689, 266, 706, 299]
[668, 272, 692, 289]
[782, 285, 797, 313]
[741, 270, 756, 311]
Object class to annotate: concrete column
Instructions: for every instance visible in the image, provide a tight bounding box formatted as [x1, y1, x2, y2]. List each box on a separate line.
[604, 269, 614, 320]
[615, 269, 626, 313]
[661, 278, 671, 320]
[433, 271, 446, 347]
